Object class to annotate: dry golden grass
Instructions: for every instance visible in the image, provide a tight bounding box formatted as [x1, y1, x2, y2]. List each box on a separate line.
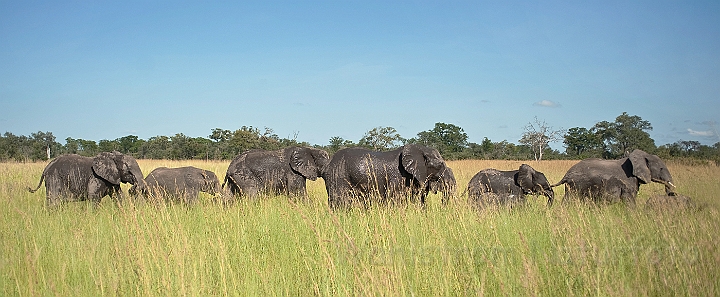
[1, 159, 718, 296]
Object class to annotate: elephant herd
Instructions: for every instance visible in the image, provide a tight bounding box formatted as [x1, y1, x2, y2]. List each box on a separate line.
[28, 145, 678, 209]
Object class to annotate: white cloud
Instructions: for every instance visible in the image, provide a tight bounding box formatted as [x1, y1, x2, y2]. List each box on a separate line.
[687, 129, 715, 137]
[533, 100, 560, 108]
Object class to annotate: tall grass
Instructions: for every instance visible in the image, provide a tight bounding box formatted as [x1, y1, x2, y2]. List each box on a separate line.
[1, 160, 718, 296]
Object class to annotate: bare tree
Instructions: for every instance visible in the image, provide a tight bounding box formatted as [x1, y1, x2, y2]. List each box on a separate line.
[519, 117, 563, 161]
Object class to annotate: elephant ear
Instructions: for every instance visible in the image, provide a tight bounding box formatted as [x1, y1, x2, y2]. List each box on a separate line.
[518, 164, 536, 191]
[401, 144, 427, 183]
[629, 149, 651, 184]
[92, 152, 121, 185]
[290, 148, 319, 181]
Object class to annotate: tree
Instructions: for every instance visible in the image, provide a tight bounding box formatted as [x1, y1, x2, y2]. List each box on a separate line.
[139, 136, 171, 159]
[490, 140, 518, 160]
[226, 126, 282, 155]
[656, 140, 716, 160]
[678, 140, 701, 153]
[209, 128, 231, 142]
[327, 136, 355, 154]
[358, 126, 405, 151]
[228, 126, 263, 154]
[592, 112, 655, 158]
[64, 137, 99, 156]
[31, 131, 58, 160]
[563, 127, 603, 158]
[412, 123, 468, 159]
[117, 135, 144, 156]
[98, 139, 119, 152]
[519, 117, 563, 161]
[257, 127, 282, 151]
[169, 133, 211, 160]
[207, 128, 232, 159]
[0, 132, 24, 161]
[461, 137, 496, 159]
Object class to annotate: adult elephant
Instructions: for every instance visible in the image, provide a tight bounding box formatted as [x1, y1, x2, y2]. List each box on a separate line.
[131, 166, 220, 204]
[551, 149, 676, 204]
[467, 164, 554, 207]
[322, 144, 451, 208]
[28, 151, 146, 207]
[223, 146, 330, 198]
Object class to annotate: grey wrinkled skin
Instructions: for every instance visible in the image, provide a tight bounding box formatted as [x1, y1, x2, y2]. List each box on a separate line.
[131, 166, 220, 204]
[427, 166, 457, 204]
[223, 146, 330, 199]
[322, 144, 452, 209]
[467, 164, 554, 207]
[28, 151, 146, 207]
[551, 149, 676, 205]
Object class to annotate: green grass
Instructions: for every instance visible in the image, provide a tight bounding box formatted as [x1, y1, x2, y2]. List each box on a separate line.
[1, 160, 719, 296]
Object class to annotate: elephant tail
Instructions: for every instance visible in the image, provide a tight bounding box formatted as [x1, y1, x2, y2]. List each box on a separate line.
[549, 179, 566, 188]
[28, 172, 46, 193]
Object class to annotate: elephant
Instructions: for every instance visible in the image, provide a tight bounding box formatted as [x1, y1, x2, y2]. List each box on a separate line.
[551, 149, 676, 204]
[427, 166, 457, 204]
[223, 146, 330, 198]
[28, 151, 146, 207]
[131, 166, 221, 204]
[322, 144, 452, 208]
[467, 164, 554, 207]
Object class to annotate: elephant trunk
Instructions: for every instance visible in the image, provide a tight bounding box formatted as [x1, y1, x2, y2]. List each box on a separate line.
[653, 178, 677, 196]
[132, 174, 148, 194]
[664, 181, 677, 196]
[210, 180, 222, 195]
[545, 189, 555, 207]
[441, 186, 456, 205]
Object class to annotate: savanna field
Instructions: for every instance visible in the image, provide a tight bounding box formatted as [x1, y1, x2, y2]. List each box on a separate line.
[1, 159, 719, 296]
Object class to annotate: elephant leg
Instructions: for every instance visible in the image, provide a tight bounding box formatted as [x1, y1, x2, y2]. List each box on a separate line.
[183, 194, 195, 205]
[467, 183, 484, 204]
[185, 189, 200, 205]
[235, 181, 260, 198]
[46, 191, 63, 208]
[244, 185, 261, 198]
[327, 180, 352, 209]
[111, 185, 124, 204]
[87, 178, 107, 204]
[619, 186, 637, 206]
[231, 175, 261, 198]
[226, 183, 241, 196]
[44, 176, 66, 208]
[560, 184, 574, 205]
[286, 175, 307, 199]
[327, 185, 345, 209]
[562, 183, 588, 205]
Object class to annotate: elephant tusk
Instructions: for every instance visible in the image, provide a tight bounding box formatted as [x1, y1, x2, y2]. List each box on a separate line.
[668, 181, 676, 188]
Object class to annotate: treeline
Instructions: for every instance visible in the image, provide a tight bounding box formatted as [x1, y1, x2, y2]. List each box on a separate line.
[0, 126, 308, 162]
[2, 113, 719, 163]
[561, 112, 720, 163]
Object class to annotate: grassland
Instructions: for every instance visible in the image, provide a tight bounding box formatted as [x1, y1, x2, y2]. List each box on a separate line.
[1, 159, 718, 296]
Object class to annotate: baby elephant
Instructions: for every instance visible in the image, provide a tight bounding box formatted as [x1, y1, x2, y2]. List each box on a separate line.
[133, 166, 221, 203]
[467, 164, 554, 207]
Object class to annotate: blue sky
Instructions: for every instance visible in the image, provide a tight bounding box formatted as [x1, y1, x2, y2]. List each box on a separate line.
[1, 1, 719, 150]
